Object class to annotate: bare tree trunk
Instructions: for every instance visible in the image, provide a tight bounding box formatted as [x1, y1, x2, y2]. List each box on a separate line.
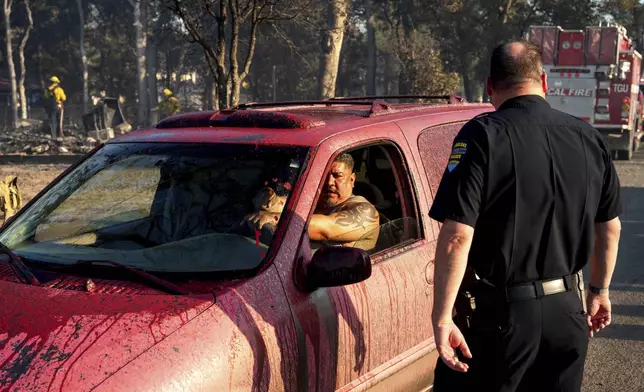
[167, 0, 285, 110]
[462, 71, 474, 102]
[228, 0, 258, 107]
[211, 83, 218, 111]
[173, 42, 185, 94]
[131, 0, 148, 126]
[383, 52, 390, 95]
[76, 0, 88, 114]
[366, 0, 377, 95]
[226, 75, 232, 108]
[165, 49, 172, 87]
[502, 0, 513, 24]
[398, 60, 412, 95]
[215, 0, 227, 110]
[18, 0, 32, 120]
[147, 38, 158, 116]
[202, 73, 213, 111]
[37, 42, 44, 89]
[147, 0, 162, 121]
[318, 0, 349, 99]
[335, 38, 347, 96]
[3, 0, 18, 128]
[229, 0, 241, 106]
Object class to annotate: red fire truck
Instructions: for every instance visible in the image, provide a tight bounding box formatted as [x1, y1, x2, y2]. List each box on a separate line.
[529, 22, 644, 160]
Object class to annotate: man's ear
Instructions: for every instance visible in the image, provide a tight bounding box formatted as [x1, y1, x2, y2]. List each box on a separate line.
[485, 77, 493, 98]
[541, 72, 548, 93]
[350, 172, 356, 185]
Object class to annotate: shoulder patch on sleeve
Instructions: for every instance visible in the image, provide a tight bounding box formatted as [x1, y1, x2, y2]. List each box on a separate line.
[447, 141, 468, 172]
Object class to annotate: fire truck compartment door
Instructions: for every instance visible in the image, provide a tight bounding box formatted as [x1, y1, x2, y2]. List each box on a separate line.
[545, 77, 597, 122]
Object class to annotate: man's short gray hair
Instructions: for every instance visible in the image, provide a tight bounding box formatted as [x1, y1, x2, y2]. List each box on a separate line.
[334, 153, 355, 173]
[489, 40, 544, 91]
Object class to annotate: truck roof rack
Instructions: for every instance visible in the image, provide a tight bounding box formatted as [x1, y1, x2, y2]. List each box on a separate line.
[234, 100, 376, 109]
[329, 95, 465, 104]
[230, 95, 465, 114]
[232, 100, 392, 117]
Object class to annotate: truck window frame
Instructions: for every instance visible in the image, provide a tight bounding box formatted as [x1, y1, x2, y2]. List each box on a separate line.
[307, 139, 425, 265]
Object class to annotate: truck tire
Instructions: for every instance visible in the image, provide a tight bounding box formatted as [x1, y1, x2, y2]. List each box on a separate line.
[617, 148, 633, 161]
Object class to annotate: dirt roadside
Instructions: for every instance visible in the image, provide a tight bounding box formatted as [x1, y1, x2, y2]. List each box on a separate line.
[0, 164, 68, 205]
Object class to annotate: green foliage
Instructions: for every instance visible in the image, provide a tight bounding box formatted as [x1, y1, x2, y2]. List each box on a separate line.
[0, 0, 639, 119]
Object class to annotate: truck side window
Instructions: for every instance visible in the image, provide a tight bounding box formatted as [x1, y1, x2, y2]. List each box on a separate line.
[417, 122, 466, 199]
[310, 142, 422, 260]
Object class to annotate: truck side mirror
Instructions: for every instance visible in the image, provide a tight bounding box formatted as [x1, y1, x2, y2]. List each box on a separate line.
[298, 246, 372, 292]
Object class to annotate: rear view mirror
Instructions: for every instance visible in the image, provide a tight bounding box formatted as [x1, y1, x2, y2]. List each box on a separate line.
[303, 246, 371, 291]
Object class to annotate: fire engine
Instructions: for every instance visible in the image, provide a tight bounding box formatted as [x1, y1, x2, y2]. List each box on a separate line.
[529, 22, 644, 160]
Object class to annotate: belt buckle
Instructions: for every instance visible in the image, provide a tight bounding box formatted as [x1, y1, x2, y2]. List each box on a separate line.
[541, 278, 567, 296]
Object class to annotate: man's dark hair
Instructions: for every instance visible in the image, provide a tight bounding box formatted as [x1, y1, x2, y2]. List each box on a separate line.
[489, 40, 544, 91]
[334, 153, 355, 173]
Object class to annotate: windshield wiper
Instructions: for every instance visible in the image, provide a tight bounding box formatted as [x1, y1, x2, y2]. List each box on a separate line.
[0, 242, 40, 285]
[58, 259, 188, 295]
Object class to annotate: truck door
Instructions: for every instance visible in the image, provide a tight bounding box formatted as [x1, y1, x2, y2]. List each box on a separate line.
[273, 131, 438, 391]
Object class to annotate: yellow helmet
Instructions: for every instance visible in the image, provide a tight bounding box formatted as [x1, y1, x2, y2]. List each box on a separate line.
[163, 88, 172, 96]
[50, 76, 61, 84]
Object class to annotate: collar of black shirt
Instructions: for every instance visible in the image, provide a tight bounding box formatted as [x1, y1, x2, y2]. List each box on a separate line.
[498, 94, 550, 111]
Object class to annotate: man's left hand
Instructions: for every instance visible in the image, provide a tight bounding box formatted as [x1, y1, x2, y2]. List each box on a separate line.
[434, 321, 472, 372]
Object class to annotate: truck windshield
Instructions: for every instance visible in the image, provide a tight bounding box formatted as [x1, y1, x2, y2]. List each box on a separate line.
[0, 143, 308, 274]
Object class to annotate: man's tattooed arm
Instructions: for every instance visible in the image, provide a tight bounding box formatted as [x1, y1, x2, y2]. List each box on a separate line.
[335, 202, 379, 228]
[308, 202, 380, 242]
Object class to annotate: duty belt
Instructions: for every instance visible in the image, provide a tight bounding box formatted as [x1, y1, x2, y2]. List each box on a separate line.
[505, 274, 577, 303]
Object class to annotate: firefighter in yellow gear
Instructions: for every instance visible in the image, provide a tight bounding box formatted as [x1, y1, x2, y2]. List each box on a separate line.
[158, 88, 181, 119]
[44, 76, 67, 137]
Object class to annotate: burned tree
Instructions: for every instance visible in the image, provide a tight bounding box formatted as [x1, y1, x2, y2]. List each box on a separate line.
[18, 0, 32, 120]
[164, 0, 310, 110]
[3, 0, 18, 128]
[129, 0, 149, 126]
[76, 0, 88, 114]
[318, 0, 349, 99]
[379, 0, 460, 96]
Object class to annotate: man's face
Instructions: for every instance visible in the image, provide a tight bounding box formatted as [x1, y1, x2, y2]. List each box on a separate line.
[320, 161, 355, 208]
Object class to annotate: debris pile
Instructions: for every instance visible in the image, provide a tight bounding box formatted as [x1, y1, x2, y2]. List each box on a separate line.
[0, 126, 98, 155]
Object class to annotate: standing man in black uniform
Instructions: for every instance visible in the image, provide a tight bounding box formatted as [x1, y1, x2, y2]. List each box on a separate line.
[429, 40, 622, 391]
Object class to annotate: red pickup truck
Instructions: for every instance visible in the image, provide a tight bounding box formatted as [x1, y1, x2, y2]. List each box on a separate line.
[0, 96, 492, 392]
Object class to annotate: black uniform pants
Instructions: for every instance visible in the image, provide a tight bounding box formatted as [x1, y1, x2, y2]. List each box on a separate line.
[433, 289, 589, 392]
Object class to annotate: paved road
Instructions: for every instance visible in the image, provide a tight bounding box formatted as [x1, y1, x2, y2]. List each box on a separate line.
[582, 149, 644, 392]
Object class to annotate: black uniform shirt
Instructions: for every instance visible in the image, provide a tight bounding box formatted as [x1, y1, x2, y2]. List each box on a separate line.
[429, 95, 622, 288]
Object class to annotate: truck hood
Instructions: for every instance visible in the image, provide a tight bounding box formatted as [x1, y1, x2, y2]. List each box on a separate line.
[0, 279, 215, 391]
